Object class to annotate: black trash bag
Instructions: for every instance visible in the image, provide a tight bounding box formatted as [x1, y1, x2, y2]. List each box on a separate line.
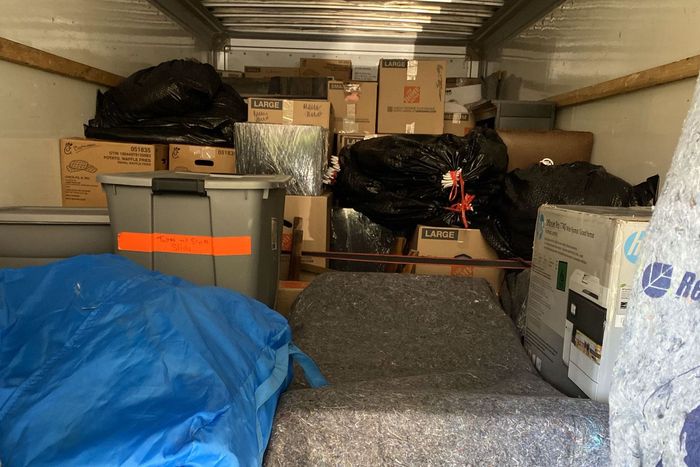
[333, 128, 508, 230]
[91, 59, 221, 126]
[86, 63, 247, 147]
[482, 162, 659, 259]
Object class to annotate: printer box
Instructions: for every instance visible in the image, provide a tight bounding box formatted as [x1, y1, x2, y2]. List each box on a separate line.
[524, 205, 652, 401]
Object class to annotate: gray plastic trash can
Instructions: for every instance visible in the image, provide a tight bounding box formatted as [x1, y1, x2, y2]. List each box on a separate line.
[98, 171, 290, 306]
[0, 207, 112, 269]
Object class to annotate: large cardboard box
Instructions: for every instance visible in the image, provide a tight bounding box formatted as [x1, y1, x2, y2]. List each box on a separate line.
[377, 59, 447, 134]
[282, 193, 332, 271]
[413, 226, 503, 292]
[244, 66, 299, 78]
[275, 280, 310, 317]
[497, 130, 594, 170]
[169, 144, 236, 174]
[328, 81, 377, 135]
[247, 98, 331, 128]
[443, 112, 474, 136]
[335, 133, 381, 152]
[60, 138, 167, 207]
[524, 205, 652, 402]
[300, 58, 352, 81]
[352, 66, 378, 82]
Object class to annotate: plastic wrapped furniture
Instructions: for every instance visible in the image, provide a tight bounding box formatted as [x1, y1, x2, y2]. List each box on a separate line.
[235, 122, 329, 196]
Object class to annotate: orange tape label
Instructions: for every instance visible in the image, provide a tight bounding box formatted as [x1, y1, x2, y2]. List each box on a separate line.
[118, 232, 252, 256]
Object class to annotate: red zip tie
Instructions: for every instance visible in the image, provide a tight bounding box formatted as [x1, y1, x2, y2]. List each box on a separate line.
[446, 169, 474, 228]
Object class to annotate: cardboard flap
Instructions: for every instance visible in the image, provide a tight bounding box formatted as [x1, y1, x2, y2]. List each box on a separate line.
[497, 130, 594, 171]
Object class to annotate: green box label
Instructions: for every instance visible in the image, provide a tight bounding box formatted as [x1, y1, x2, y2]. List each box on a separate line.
[557, 261, 568, 291]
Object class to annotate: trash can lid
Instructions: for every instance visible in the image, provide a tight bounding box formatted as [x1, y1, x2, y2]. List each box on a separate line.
[97, 171, 291, 190]
[0, 207, 110, 224]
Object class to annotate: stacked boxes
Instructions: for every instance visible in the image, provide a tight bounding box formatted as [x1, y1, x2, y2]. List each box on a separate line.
[59, 138, 239, 207]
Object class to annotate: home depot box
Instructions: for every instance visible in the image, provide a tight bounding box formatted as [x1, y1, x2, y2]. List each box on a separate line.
[244, 66, 299, 78]
[328, 81, 377, 134]
[377, 59, 447, 134]
[443, 112, 474, 136]
[247, 98, 331, 128]
[300, 58, 352, 81]
[524, 205, 652, 402]
[413, 226, 503, 292]
[169, 144, 236, 174]
[60, 138, 167, 207]
[280, 193, 332, 276]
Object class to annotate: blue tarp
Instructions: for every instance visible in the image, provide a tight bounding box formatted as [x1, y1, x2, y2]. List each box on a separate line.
[0, 255, 324, 466]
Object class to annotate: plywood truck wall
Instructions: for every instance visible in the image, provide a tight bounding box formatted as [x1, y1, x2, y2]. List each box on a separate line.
[0, 0, 208, 207]
[485, 0, 700, 188]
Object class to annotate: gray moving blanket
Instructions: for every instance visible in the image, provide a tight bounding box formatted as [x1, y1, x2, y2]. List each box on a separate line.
[266, 273, 609, 465]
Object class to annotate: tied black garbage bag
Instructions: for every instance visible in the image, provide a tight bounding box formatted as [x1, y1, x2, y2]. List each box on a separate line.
[332, 129, 508, 230]
[481, 162, 659, 259]
[85, 60, 246, 147]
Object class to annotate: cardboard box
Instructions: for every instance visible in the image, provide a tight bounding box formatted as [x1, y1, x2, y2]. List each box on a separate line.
[352, 66, 378, 81]
[335, 133, 381, 152]
[169, 144, 236, 174]
[524, 205, 652, 401]
[275, 280, 310, 317]
[247, 98, 331, 128]
[377, 59, 447, 135]
[412, 226, 503, 292]
[497, 130, 594, 171]
[282, 193, 332, 268]
[244, 66, 299, 78]
[300, 58, 352, 81]
[328, 81, 377, 135]
[60, 138, 167, 207]
[219, 70, 244, 79]
[443, 112, 474, 136]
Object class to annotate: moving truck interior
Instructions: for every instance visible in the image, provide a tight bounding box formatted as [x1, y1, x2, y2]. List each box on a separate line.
[1, 1, 698, 465]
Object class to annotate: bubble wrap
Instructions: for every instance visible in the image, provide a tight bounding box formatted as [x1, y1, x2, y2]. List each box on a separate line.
[266, 273, 610, 465]
[234, 122, 328, 195]
[610, 76, 700, 465]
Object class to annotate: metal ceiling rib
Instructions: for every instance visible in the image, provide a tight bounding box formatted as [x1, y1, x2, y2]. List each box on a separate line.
[202, 0, 504, 46]
[147, 0, 566, 51]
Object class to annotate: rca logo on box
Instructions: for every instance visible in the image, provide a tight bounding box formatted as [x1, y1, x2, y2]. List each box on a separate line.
[642, 262, 700, 300]
[404, 86, 421, 104]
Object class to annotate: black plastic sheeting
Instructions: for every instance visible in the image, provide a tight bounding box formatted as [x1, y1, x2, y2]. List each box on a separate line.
[330, 208, 400, 273]
[481, 162, 659, 259]
[85, 60, 247, 147]
[332, 129, 509, 230]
